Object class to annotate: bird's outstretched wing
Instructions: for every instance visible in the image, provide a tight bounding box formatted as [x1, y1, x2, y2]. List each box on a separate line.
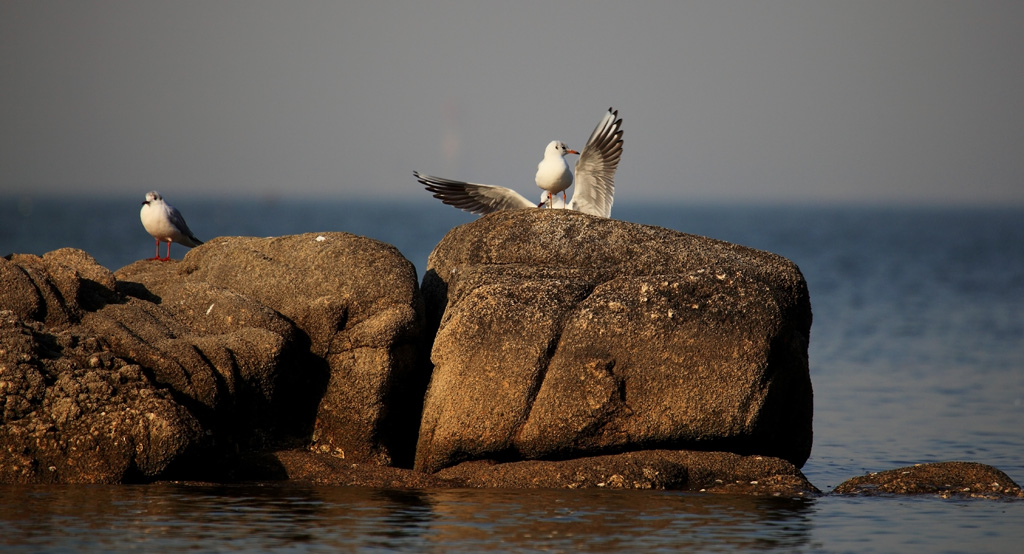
[570, 108, 623, 217]
[415, 171, 536, 215]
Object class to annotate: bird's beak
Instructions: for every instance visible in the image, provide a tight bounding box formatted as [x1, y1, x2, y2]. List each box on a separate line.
[568, 149, 580, 155]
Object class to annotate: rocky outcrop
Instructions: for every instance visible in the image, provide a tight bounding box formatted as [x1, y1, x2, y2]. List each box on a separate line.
[114, 233, 429, 467]
[1, 233, 428, 483]
[1, 251, 201, 483]
[416, 210, 813, 473]
[833, 462, 1024, 499]
[4, 220, 1021, 500]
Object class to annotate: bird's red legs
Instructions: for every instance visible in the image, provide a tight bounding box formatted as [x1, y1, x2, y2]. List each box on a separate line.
[148, 238, 162, 261]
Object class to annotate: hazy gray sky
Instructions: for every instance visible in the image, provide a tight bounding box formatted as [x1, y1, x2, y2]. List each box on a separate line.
[2, 1, 1022, 205]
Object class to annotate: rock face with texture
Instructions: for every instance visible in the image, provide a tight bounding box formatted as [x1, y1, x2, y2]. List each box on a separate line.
[1, 232, 428, 483]
[1, 250, 201, 483]
[416, 210, 813, 473]
[134, 232, 429, 467]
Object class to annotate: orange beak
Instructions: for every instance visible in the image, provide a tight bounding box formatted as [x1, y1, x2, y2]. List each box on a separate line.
[567, 149, 580, 155]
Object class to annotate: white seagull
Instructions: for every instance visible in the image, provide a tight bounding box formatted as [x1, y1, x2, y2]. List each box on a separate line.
[139, 191, 203, 261]
[535, 140, 579, 205]
[416, 107, 623, 218]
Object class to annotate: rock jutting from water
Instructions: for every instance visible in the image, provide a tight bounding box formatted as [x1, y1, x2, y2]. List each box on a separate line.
[2, 210, 1019, 499]
[416, 209, 814, 473]
[833, 461, 1024, 499]
[1, 233, 428, 483]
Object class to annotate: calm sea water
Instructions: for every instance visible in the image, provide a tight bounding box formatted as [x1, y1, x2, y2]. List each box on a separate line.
[2, 195, 1023, 552]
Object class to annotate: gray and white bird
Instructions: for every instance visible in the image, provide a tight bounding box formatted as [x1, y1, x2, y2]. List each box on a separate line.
[416, 107, 624, 218]
[139, 191, 203, 261]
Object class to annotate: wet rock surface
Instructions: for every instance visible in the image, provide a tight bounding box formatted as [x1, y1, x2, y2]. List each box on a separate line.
[436, 449, 819, 496]
[833, 461, 1024, 499]
[178, 447, 819, 497]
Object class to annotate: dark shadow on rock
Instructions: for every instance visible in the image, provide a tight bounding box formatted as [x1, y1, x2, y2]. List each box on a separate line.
[376, 339, 433, 469]
[76, 278, 123, 312]
[420, 267, 447, 347]
[115, 280, 162, 304]
[165, 451, 292, 483]
[268, 346, 332, 446]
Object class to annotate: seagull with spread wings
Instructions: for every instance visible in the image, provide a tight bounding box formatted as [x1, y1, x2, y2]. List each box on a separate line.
[416, 108, 623, 218]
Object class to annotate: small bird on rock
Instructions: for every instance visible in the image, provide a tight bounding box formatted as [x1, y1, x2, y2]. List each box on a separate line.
[139, 190, 203, 261]
[534, 140, 579, 206]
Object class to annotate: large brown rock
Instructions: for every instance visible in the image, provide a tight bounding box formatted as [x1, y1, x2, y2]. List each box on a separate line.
[2, 232, 428, 483]
[116, 232, 429, 467]
[416, 210, 813, 473]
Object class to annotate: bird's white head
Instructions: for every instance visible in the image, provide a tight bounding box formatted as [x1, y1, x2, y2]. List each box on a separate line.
[545, 140, 579, 158]
[143, 191, 163, 206]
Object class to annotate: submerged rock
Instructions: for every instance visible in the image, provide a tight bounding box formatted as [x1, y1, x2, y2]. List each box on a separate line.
[436, 449, 819, 496]
[832, 461, 1024, 499]
[204, 447, 817, 496]
[230, 449, 451, 488]
[416, 210, 813, 473]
